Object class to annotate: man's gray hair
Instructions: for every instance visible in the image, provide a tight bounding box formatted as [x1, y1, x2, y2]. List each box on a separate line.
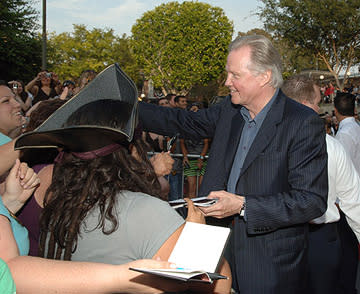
[229, 35, 283, 88]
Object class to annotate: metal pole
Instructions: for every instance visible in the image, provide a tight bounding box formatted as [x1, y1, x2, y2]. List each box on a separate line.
[41, 0, 47, 70]
[147, 152, 208, 159]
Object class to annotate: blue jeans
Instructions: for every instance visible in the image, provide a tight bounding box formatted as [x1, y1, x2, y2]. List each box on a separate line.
[166, 171, 183, 201]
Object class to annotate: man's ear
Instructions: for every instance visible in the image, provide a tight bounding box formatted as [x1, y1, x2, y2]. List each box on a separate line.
[258, 70, 272, 87]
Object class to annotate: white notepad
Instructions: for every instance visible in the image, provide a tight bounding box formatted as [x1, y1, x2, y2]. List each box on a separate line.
[130, 222, 231, 283]
[168, 221, 230, 272]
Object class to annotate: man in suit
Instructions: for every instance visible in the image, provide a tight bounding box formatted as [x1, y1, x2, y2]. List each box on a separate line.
[139, 35, 328, 294]
[282, 75, 360, 294]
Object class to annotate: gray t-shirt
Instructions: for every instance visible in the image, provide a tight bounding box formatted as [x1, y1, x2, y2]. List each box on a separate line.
[68, 191, 184, 264]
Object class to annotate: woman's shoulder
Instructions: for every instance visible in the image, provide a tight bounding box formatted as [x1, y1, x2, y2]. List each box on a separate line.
[119, 191, 169, 207]
[118, 191, 180, 217]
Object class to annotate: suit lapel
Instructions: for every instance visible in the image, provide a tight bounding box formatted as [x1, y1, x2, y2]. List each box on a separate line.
[240, 92, 285, 177]
[224, 110, 244, 174]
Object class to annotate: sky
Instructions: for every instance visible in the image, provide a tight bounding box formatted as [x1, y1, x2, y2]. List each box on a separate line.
[33, 0, 264, 37]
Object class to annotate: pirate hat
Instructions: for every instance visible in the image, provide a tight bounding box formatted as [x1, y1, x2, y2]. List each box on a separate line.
[15, 63, 138, 152]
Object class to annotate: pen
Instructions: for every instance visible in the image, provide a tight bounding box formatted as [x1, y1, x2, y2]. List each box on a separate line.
[208, 273, 228, 280]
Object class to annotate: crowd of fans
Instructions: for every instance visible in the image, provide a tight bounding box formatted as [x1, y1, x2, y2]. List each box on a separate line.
[0, 66, 230, 293]
[321, 81, 360, 104]
[1, 43, 360, 293]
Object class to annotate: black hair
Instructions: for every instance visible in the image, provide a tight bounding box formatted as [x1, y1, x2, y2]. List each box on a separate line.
[334, 92, 356, 116]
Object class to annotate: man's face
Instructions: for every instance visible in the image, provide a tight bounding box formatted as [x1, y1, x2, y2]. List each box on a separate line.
[177, 97, 187, 109]
[158, 99, 170, 107]
[225, 46, 265, 109]
[303, 85, 322, 114]
[0, 86, 22, 135]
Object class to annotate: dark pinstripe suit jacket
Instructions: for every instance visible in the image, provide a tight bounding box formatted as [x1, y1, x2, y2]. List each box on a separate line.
[139, 90, 328, 294]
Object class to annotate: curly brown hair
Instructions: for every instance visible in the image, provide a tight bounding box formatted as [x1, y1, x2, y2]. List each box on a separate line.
[38, 100, 162, 260]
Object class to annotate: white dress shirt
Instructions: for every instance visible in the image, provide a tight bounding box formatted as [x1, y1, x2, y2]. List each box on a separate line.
[311, 135, 360, 242]
[336, 117, 360, 174]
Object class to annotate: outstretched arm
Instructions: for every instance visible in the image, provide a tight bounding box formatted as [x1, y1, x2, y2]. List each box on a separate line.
[8, 257, 179, 294]
[139, 100, 224, 140]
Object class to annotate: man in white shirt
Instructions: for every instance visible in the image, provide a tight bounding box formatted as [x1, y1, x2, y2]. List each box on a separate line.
[334, 92, 360, 173]
[282, 76, 360, 294]
[334, 92, 360, 294]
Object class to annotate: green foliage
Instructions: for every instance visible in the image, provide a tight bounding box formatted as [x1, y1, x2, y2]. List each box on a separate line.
[259, 0, 360, 89]
[131, 1, 233, 95]
[238, 28, 324, 78]
[47, 25, 138, 83]
[0, 0, 41, 81]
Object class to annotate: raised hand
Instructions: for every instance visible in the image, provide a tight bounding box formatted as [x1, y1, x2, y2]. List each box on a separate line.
[3, 159, 40, 214]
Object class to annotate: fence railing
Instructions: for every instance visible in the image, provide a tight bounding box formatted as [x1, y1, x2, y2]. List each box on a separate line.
[148, 152, 209, 197]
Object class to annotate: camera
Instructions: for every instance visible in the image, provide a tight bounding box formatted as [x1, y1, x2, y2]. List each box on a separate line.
[13, 83, 18, 90]
[45, 72, 52, 78]
[63, 80, 75, 88]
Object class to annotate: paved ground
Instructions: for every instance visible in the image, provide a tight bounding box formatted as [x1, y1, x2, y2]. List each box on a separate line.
[320, 103, 335, 115]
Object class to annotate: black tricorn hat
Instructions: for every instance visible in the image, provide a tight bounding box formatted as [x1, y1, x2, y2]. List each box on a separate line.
[15, 63, 138, 152]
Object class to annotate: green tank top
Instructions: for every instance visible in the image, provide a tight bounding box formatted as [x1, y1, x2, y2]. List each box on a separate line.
[0, 258, 16, 294]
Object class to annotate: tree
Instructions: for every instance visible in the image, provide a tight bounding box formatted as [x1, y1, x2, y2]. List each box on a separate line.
[131, 1, 233, 95]
[259, 0, 360, 90]
[238, 28, 326, 79]
[0, 0, 41, 81]
[47, 25, 138, 83]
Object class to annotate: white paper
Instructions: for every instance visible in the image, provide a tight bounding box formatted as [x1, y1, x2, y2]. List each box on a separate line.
[168, 222, 230, 273]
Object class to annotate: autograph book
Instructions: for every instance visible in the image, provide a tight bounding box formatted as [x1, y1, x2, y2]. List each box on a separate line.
[168, 196, 218, 209]
[130, 222, 231, 283]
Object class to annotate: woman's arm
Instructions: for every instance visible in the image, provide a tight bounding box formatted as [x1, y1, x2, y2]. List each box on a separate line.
[25, 74, 40, 97]
[22, 94, 33, 112]
[0, 140, 19, 176]
[25, 101, 42, 117]
[0, 216, 20, 260]
[50, 72, 62, 95]
[1, 201, 182, 294]
[179, 138, 190, 168]
[8, 256, 179, 294]
[197, 138, 209, 170]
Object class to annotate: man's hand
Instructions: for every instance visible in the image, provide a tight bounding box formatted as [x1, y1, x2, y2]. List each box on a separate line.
[199, 190, 245, 219]
[183, 156, 190, 168]
[150, 152, 174, 177]
[3, 159, 40, 214]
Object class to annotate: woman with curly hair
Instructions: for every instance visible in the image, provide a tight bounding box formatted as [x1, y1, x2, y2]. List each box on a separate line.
[38, 100, 185, 262]
[15, 64, 231, 293]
